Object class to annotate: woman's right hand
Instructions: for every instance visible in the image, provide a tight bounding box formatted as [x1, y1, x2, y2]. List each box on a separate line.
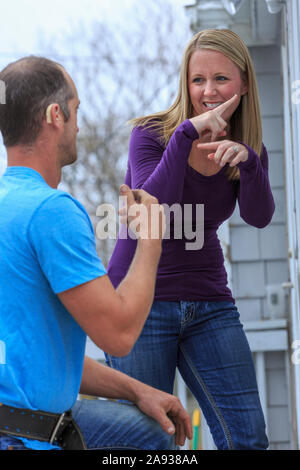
[189, 94, 239, 141]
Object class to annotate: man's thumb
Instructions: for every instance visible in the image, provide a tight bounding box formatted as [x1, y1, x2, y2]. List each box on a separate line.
[120, 184, 129, 194]
[120, 184, 135, 208]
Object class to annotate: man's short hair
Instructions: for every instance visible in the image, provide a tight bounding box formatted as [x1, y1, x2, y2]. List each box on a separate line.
[0, 56, 75, 147]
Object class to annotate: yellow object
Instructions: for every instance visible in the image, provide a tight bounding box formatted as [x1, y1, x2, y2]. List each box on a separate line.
[192, 409, 201, 450]
[192, 409, 200, 427]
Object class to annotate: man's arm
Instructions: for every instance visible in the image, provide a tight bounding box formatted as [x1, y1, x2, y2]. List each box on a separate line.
[58, 185, 165, 357]
[80, 356, 192, 447]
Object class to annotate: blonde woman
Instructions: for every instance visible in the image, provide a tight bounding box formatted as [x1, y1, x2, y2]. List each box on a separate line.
[106, 30, 274, 450]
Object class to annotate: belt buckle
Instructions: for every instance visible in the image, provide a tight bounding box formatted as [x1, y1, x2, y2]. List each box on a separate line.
[49, 412, 66, 445]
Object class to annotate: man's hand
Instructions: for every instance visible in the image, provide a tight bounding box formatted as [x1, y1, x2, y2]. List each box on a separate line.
[119, 184, 166, 242]
[80, 357, 193, 447]
[133, 383, 193, 447]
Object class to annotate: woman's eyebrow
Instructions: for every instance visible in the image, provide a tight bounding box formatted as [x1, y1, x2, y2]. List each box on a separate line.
[190, 71, 229, 77]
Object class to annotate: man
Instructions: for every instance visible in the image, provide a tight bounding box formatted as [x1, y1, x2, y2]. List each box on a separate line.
[0, 56, 192, 450]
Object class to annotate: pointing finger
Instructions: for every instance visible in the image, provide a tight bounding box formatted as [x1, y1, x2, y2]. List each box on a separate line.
[214, 94, 238, 117]
[197, 141, 222, 150]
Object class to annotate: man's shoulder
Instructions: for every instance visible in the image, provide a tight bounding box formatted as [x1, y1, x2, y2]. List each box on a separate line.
[28, 190, 92, 235]
[36, 189, 87, 215]
[27, 190, 95, 252]
[1, 174, 84, 216]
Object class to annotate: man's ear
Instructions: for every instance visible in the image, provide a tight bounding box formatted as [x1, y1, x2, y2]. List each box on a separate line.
[45, 104, 60, 124]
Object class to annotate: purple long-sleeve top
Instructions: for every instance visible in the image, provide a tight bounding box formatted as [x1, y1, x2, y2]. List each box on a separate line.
[107, 119, 275, 303]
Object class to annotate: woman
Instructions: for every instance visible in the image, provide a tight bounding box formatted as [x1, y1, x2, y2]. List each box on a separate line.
[105, 29, 274, 450]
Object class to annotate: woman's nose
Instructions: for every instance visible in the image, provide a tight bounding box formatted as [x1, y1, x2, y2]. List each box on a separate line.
[203, 80, 217, 96]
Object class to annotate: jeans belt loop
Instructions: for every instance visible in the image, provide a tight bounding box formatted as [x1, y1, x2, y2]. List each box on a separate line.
[49, 412, 66, 444]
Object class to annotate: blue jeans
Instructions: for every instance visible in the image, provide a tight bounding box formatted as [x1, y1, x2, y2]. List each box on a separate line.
[105, 300, 269, 450]
[0, 399, 175, 450]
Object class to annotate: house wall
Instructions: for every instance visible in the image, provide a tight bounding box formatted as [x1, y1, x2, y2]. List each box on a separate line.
[230, 44, 292, 449]
[281, 0, 300, 449]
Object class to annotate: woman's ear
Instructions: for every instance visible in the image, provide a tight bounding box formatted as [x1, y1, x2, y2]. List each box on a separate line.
[240, 73, 248, 96]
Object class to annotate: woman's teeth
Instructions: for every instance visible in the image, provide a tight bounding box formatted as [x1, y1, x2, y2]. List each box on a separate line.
[204, 102, 223, 109]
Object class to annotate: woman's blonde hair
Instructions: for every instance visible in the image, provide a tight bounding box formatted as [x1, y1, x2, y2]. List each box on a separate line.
[130, 29, 262, 180]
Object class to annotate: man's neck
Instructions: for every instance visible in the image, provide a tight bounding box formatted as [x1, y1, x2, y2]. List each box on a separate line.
[6, 147, 61, 189]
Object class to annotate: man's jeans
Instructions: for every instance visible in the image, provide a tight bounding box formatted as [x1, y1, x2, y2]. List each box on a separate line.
[106, 300, 269, 450]
[0, 399, 175, 450]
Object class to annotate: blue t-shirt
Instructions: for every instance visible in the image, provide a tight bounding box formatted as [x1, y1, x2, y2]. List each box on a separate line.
[0, 166, 107, 449]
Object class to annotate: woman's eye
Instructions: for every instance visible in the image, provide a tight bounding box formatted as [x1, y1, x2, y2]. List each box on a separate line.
[192, 76, 228, 83]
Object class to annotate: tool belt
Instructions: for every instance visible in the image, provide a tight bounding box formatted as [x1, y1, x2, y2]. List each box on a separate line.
[0, 403, 87, 450]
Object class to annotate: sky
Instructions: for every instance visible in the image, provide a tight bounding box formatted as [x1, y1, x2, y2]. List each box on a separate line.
[0, 0, 190, 64]
[0, 0, 191, 174]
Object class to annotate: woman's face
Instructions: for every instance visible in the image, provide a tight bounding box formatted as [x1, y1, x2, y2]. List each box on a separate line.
[188, 49, 248, 118]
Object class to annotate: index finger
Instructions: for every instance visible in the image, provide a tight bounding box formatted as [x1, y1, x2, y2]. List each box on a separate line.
[132, 189, 159, 206]
[214, 94, 238, 117]
[131, 188, 148, 203]
[196, 141, 221, 150]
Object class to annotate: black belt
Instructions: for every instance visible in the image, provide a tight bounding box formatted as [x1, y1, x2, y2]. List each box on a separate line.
[0, 403, 87, 450]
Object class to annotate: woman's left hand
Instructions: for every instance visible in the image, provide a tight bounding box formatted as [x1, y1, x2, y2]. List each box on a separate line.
[197, 140, 249, 167]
